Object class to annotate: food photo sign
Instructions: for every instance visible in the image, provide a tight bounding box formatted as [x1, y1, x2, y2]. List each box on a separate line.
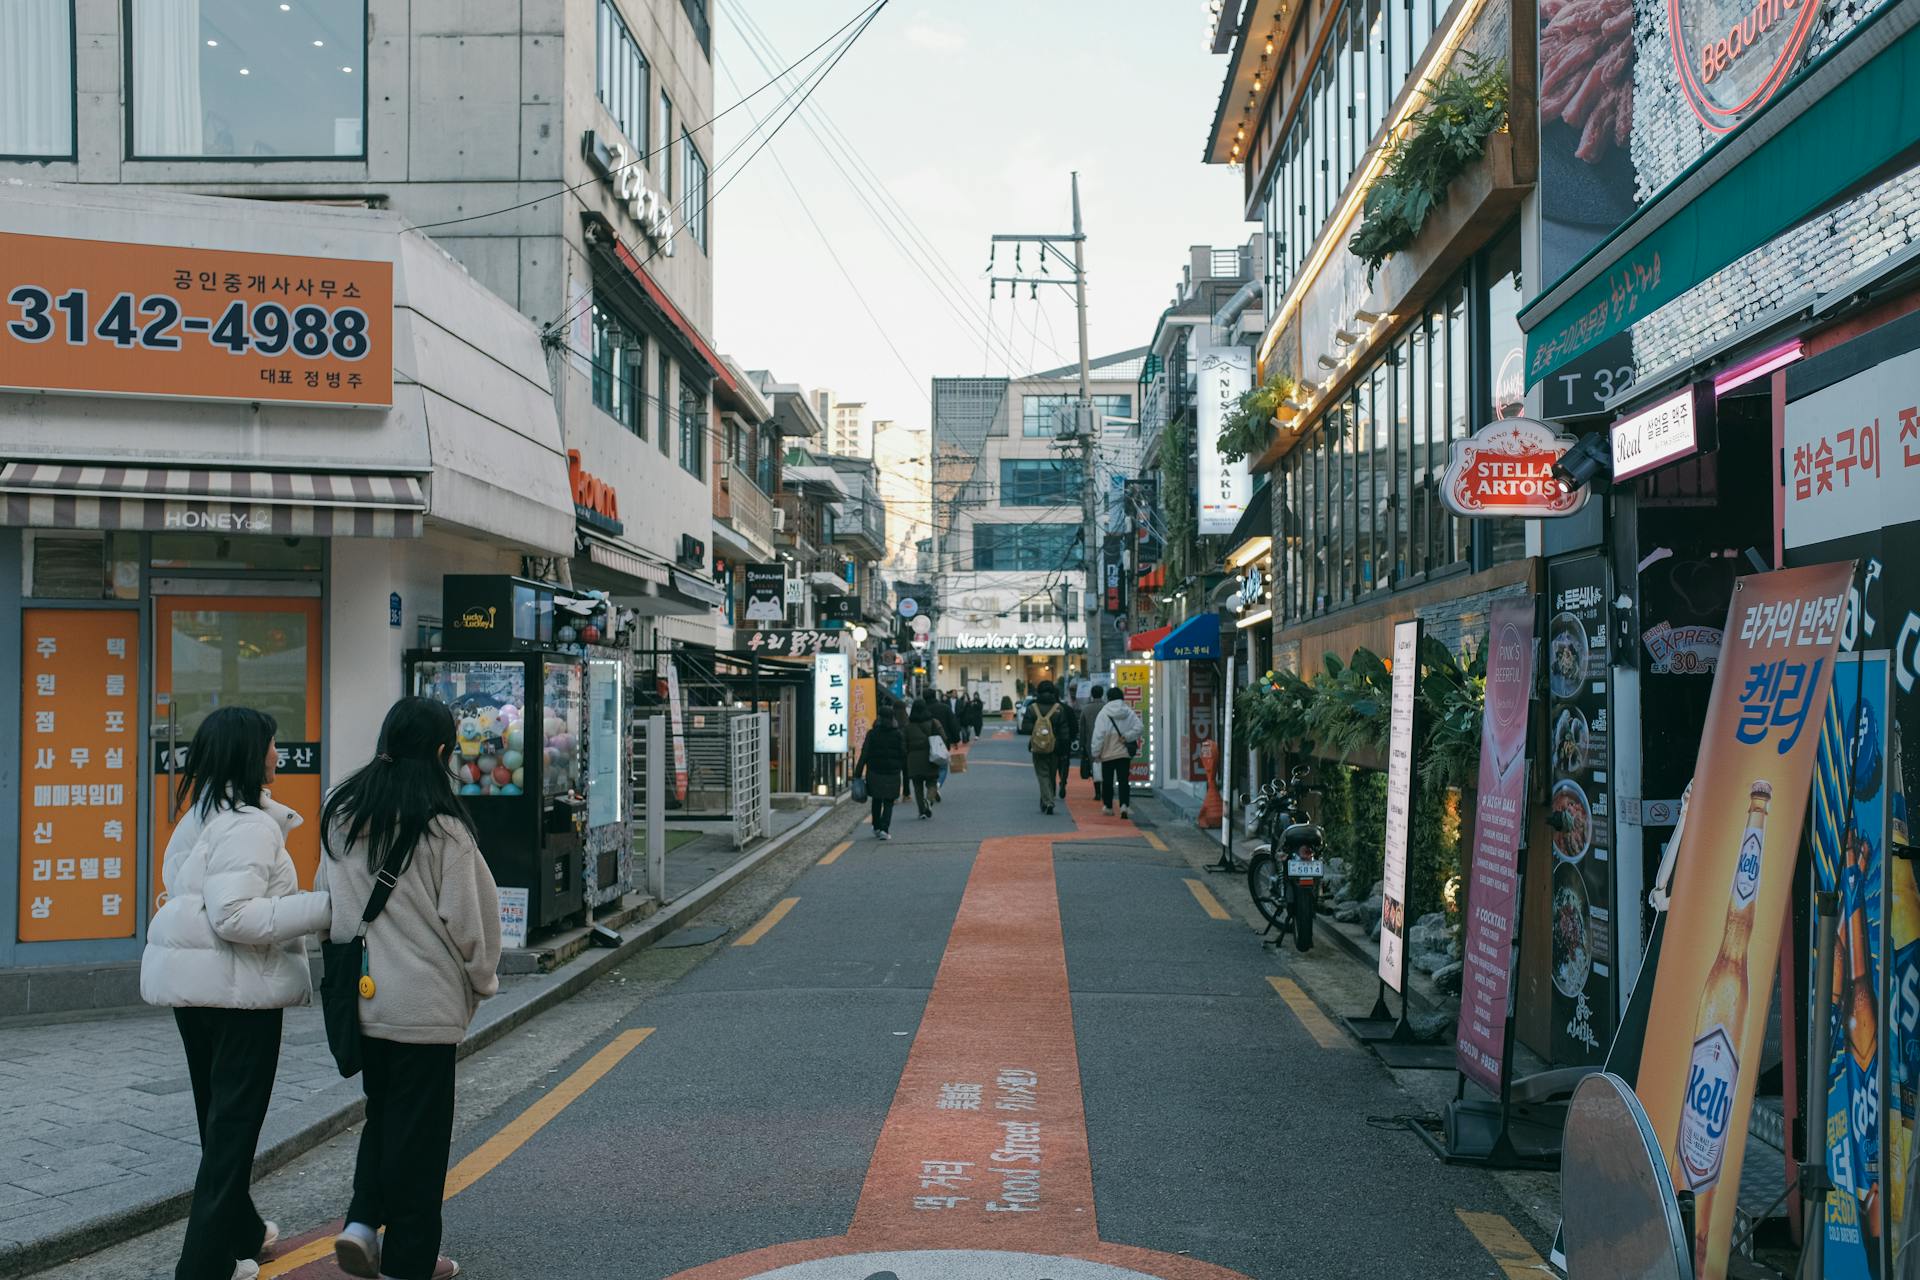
[1547, 554, 1616, 1064]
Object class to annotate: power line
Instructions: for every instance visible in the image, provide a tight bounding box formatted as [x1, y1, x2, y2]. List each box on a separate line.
[410, 0, 884, 234]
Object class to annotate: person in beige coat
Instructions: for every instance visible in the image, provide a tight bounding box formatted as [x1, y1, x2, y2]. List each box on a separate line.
[317, 697, 500, 1280]
[141, 706, 331, 1280]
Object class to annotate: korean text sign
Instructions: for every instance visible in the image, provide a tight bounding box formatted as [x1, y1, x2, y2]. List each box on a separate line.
[0, 232, 393, 407]
[19, 610, 140, 942]
[1457, 598, 1535, 1094]
[1379, 619, 1421, 992]
[1634, 561, 1851, 1280]
[814, 653, 851, 754]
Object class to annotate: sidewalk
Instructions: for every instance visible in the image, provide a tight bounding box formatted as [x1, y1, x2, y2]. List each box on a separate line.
[0, 800, 846, 1280]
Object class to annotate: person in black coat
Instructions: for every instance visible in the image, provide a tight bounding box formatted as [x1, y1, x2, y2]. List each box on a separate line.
[903, 702, 942, 818]
[966, 695, 985, 736]
[853, 708, 906, 839]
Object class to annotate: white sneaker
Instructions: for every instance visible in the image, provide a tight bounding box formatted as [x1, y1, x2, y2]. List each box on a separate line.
[257, 1221, 279, 1259]
[878, 830, 892, 841]
[231, 1262, 260, 1280]
[334, 1222, 382, 1278]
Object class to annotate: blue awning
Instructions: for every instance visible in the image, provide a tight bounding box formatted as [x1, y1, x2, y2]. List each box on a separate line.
[1153, 611, 1221, 661]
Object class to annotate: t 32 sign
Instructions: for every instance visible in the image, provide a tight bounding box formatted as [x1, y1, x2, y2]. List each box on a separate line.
[1441, 417, 1590, 518]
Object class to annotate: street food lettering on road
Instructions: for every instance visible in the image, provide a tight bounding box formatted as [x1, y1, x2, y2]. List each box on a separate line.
[0, 232, 393, 406]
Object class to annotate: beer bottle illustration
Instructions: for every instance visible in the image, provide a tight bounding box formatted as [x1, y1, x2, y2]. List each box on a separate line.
[1677, 781, 1770, 1265]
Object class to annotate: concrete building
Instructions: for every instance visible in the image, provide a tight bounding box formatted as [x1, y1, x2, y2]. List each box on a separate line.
[872, 417, 930, 575]
[928, 351, 1146, 706]
[828, 400, 869, 458]
[0, 0, 732, 651]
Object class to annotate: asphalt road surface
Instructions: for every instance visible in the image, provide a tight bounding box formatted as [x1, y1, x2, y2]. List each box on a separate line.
[34, 729, 1550, 1280]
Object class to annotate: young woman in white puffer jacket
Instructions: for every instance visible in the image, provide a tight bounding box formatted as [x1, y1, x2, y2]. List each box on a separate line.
[140, 706, 331, 1280]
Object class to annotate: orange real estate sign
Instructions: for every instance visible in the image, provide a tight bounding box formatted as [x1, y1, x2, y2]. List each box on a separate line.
[0, 232, 392, 407]
[18, 609, 141, 942]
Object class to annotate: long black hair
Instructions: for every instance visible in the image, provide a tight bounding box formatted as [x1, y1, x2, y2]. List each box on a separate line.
[176, 706, 279, 819]
[322, 696, 476, 874]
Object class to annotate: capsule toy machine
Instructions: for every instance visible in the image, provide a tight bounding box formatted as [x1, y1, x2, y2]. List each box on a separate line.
[404, 576, 589, 932]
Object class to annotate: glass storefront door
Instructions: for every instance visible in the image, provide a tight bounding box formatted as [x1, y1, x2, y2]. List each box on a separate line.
[148, 596, 323, 914]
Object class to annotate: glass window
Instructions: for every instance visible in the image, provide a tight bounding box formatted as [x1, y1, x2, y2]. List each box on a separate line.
[589, 297, 644, 435]
[149, 534, 324, 572]
[1484, 227, 1529, 566]
[658, 91, 673, 197]
[130, 0, 365, 158]
[1333, 12, 1350, 189]
[1, 0, 73, 157]
[1371, 365, 1392, 592]
[678, 380, 705, 477]
[596, 0, 647, 147]
[972, 524, 1082, 571]
[1392, 0, 1412, 95]
[682, 132, 708, 251]
[656, 352, 672, 456]
[999, 458, 1083, 507]
[1414, 0, 1436, 64]
[1448, 284, 1470, 566]
[1393, 336, 1414, 581]
[1426, 301, 1450, 570]
[1302, 439, 1319, 614]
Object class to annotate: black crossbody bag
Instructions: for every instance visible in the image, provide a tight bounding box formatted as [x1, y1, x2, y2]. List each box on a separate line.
[320, 863, 399, 1078]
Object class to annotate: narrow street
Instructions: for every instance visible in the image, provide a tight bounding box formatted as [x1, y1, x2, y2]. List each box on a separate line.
[26, 729, 1546, 1280]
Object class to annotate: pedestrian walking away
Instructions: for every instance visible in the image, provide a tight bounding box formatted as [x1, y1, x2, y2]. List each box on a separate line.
[1076, 685, 1104, 802]
[318, 697, 502, 1280]
[904, 701, 941, 818]
[1090, 686, 1145, 818]
[854, 700, 906, 839]
[1021, 680, 1073, 813]
[140, 706, 333, 1280]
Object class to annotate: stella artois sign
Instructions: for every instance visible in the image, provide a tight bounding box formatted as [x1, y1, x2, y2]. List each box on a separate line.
[1441, 417, 1590, 518]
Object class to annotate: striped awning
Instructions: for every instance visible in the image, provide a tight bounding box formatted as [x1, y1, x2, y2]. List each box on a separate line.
[580, 533, 671, 586]
[0, 463, 425, 538]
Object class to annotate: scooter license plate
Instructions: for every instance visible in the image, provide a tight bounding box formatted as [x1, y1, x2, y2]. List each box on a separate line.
[1287, 858, 1324, 878]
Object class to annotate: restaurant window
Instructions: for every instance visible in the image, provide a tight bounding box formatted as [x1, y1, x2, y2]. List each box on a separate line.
[130, 0, 366, 158]
[682, 132, 708, 251]
[2, 0, 74, 157]
[1447, 284, 1470, 566]
[972, 524, 1082, 572]
[1483, 225, 1529, 567]
[589, 297, 644, 436]
[678, 381, 705, 478]
[595, 0, 648, 149]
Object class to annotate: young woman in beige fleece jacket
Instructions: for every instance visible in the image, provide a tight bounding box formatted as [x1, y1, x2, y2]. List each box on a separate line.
[316, 697, 501, 1280]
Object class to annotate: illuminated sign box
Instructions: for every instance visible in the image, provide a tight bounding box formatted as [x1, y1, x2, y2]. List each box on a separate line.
[1611, 382, 1715, 482]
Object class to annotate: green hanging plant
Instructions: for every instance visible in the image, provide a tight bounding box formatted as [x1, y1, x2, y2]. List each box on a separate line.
[1217, 370, 1299, 463]
[1235, 666, 1317, 757]
[1304, 648, 1393, 759]
[1348, 54, 1509, 284]
[1416, 634, 1488, 792]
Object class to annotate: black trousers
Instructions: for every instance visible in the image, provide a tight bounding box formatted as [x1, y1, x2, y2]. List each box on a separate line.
[870, 794, 895, 832]
[1101, 758, 1133, 810]
[174, 1006, 281, 1280]
[1055, 752, 1072, 795]
[347, 1038, 458, 1280]
[911, 776, 933, 815]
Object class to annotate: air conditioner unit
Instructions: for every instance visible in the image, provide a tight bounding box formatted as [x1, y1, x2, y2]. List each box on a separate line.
[772, 508, 788, 532]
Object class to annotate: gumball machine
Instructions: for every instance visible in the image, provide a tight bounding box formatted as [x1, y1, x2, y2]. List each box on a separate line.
[404, 576, 594, 933]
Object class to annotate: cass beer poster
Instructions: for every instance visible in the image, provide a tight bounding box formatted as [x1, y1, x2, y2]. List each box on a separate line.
[1635, 561, 1851, 1280]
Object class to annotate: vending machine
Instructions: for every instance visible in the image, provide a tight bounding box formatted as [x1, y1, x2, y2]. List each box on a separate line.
[403, 576, 595, 932]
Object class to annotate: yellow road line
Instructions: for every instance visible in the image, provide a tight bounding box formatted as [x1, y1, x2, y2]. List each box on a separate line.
[733, 897, 799, 946]
[261, 1028, 657, 1275]
[819, 840, 852, 865]
[1183, 878, 1231, 921]
[1144, 831, 1168, 852]
[1457, 1209, 1552, 1278]
[1266, 976, 1347, 1050]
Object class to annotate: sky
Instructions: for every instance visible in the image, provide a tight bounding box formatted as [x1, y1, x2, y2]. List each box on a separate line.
[710, 0, 1254, 443]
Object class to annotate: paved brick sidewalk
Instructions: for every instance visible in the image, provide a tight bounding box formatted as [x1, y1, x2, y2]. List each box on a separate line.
[0, 980, 533, 1252]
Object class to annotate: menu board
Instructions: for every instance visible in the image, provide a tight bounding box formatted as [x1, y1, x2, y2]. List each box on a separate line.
[19, 610, 140, 942]
[1380, 619, 1421, 992]
[1546, 555, 1616, 1064]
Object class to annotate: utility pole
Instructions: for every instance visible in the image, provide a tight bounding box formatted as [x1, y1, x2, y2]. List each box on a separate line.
[989, 172, 1099, 679]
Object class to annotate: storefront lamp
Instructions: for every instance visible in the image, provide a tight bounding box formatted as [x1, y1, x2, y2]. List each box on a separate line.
[1550, 432, 1613, 495]
[852, 625, 869, 644]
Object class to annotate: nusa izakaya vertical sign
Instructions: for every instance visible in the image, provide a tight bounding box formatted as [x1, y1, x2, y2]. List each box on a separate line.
[1197, 337, 1253, 535]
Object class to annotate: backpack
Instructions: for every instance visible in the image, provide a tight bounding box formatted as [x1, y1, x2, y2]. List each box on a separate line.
[1030, 705, 1058, 754]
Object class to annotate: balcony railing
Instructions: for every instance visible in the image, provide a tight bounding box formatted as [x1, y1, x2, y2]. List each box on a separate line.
[714, 461, 775, 550]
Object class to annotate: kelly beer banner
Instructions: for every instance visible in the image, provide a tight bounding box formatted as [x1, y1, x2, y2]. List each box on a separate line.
[1457, 597, 1536, 1094]
[1634, 561, 1852, 1280]
[1379, 619, 1422, 992]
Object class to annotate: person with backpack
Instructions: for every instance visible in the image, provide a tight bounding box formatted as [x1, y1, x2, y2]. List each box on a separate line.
[318, 697, 501, 1280]
[904, 701, 943, 819]
[1020, 681, 1074, 814]
[853, 702, 906, 840]
[1089, 686, 1146, 819]
[140, 706, 333, 1280]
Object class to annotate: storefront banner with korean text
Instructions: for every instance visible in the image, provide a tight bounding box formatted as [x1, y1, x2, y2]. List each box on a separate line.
[814, 653, 851, 754]
[0, 233, 392, 407]
[1548, 554, 1616, 1064]
[18, 610, 140, 941]
[1457, 598, 1535, 1094]
[848, 674, 878, 763]
[1812, 652, 1895, 1278]
[1634, 561, 1852, 1280]
[1112, 660, 1153, 789]
[1379, 619, 1421, 992]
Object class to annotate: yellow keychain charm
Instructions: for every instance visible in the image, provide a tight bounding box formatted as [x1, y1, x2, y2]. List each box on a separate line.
[358, 973, 376, 999]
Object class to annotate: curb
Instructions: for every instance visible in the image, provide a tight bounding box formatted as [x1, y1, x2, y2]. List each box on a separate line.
[0, 799, 849, 1280]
